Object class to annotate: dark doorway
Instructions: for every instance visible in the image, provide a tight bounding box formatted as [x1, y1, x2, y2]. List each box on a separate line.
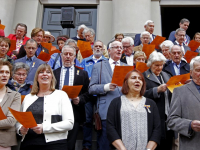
[161, 6, 200, 40]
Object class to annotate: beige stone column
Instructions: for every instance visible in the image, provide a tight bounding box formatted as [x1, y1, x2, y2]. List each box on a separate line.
[0, 0, 17, 36]
[112, 0, 151, 35]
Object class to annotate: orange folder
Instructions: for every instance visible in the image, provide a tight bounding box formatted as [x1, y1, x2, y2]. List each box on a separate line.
[142, 44, 155, 59]
[75, 66, 84, 70]
[0, 106, 7, 120]
[150, 35, 166, 49]
[188, 40, 200, 52]
[77, 40, 93, 59]
[9, 40, 16, 52]
[49, 49, 61, 55]
[166, 73, 190, 93]
[37, 51, 51, 62]
[111, 66, 134, 86]
[8, 107, 37, 128]
[41, 42, 52, 51]
[136, 62, 149, 73]
[62, 85, 83, 99]
[184, 51, 198, 63]
[0, 24, 5, 30]
[21, 95, 26, 104]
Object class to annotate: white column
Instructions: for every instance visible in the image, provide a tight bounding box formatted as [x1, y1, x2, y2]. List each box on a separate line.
[112, 0, 151, 35]
[0, 0, 17, 36]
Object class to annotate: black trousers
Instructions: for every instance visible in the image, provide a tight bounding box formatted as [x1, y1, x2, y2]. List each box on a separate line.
[156, 130, 174, 150]
[67, 122, 80, 150]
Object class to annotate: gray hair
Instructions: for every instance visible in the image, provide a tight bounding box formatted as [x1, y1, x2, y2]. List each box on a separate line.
[147, 51, 167, 67]
[190, 56, 200, 70]
[12, 62, 30, 76]
[175, 28, 186, 35]
[83, 28, 95, 38]
[122, 37, 134, 46]
[160, 40, 174, 52]
[66, 39, 77, 45]
[61, 45, 76, 55]
[170, 45, 182, 53]
[180, 18, 190, 24]
[144, 20, 154, 26]
[110, 41, 122, 49]
[94, 40, 104, 47]
[77, 24, 87, 31]
[25, 39, 37, 46]
[140, 31, 150, 38]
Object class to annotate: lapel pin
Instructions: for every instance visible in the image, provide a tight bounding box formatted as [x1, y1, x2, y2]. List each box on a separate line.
[32, 62, 35, 67]
[147, 74, 150, 78]
[77, 70, 79, 75]
[144, 105, 151, 113]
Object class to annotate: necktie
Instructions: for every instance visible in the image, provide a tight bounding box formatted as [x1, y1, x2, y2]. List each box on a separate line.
[27, 58, 32, 67]
[184, 36, 188, 45]
[64, 67, 70, 85]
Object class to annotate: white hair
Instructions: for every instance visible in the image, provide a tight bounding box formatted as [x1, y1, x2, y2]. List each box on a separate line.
[110, 41, 122, 49]
[170, 45, 182, 53]
[144, 20, 154, 26]
[61, 45, 76, 55]
[160, 40, 174, 52]
[83, 28, 95, 38]
[140, 31, 150, 38]
[190, 56, 200, 70]
[147, 51, 167, 67]
[121, 37, 134, 46]
[65, 39, 77, 45]
[77, 24, 87, 31]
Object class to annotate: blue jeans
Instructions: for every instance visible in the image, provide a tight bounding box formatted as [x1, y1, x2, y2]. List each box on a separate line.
[82, 101, 95, 149]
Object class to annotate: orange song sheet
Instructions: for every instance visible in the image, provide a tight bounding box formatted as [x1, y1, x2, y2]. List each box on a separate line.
[0, 106, 7, 120]
[188, 40, 200, 52]
[49, 49, 61, 55]
[142, 44, 155, 59]
[136, 62, 149, 73]
[62, 85, 83, 99]
[150, 35, 166, 49]
[166, 73, 190, 93]
[37, 51, 51, 61]
[75, 66, 84, 70]
[0, 24, 5, 30]
[21, 95, 26, 104]
[184, 51, 198, 63]
[9, 40, 16, 52]
[41, 42, 52, 51]
[77, 40, 93, 59]
[111, 66, 134, 86]
[9, 107, 37, 128]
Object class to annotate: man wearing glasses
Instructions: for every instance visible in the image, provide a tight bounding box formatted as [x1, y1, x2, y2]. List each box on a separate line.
[89, 41, 127, 150]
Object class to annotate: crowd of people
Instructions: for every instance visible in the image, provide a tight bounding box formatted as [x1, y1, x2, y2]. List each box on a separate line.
[0, 18, 200, 150]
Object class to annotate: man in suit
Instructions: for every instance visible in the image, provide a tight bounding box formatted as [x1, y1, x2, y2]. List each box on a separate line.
[15, 39, 45, 84]
[167, 56, 200, 150]
[71, 24, 87, 41]
[168, 18, 190, 45]
[173, 28, 191, 55]
[134, 20, 156, 46]
[17, 28, 49, 59]
[53, 45, 90, 150]
[120, 37, 134, 65]
[89, 41, 127, 150]
[133, 31, 151, 52]
[163, 45, 190, 76]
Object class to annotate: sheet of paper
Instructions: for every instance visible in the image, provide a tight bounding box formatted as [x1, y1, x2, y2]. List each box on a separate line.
[75, 66, 84, 70]
[41, 42, 52, 51]
[188, 40, 200, 52]
[49, 49, 61, 55]
[8, 107, 37, 128]
[62, 85, 83, 99]
[0, 106, 7, 120]
[184, 51, 198, 63]
[111, 66, 134, 86]
[77, 40, 93, 58]
[37, 51, 51, 61]
[0, 24, 5, 30]
[142, 44, 155, 59]
[150, 35, 166, 49]
[136, 62, 149, 73]
[9, 40, 16, 52]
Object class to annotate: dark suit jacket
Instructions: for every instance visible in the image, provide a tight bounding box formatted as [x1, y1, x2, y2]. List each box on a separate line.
[163, 60, 190, 76]
[173, 42, 191, 54]
[71, 36, 86, 41]
[0, 87, 21, 147]
[107, 96, 161, 149]
[53, 66, 90, 122]
[143, 69, 172, 139]
[134, 33, 156, 46]
[15, 56, 45, 84]
[16, 45, 49, 59]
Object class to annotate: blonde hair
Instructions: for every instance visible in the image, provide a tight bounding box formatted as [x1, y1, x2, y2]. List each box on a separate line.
[31, 28, 44, 38]
[134, 51, 147, 61]
[31, 63, 56, 95]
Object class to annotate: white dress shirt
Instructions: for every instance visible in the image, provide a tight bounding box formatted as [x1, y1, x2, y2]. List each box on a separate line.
[109, 58, 120, 72]
[125, 55, 134, 66]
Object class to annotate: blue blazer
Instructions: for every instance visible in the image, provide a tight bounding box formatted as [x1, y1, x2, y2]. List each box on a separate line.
[168, 31, 191, 44]
[89, 60, 127, 119]
[134, 33, 156, 46]
[7, 80, 31, 95]
[15, 56, 45, 84]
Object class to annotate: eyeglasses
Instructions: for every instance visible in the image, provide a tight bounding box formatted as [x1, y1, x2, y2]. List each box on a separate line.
[123, 45, 131, 49]
[177, 34, 185, 37]
[26, 47, 37, 50]
[15, 73, 27, 77]
[111, 46, 123, 50]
